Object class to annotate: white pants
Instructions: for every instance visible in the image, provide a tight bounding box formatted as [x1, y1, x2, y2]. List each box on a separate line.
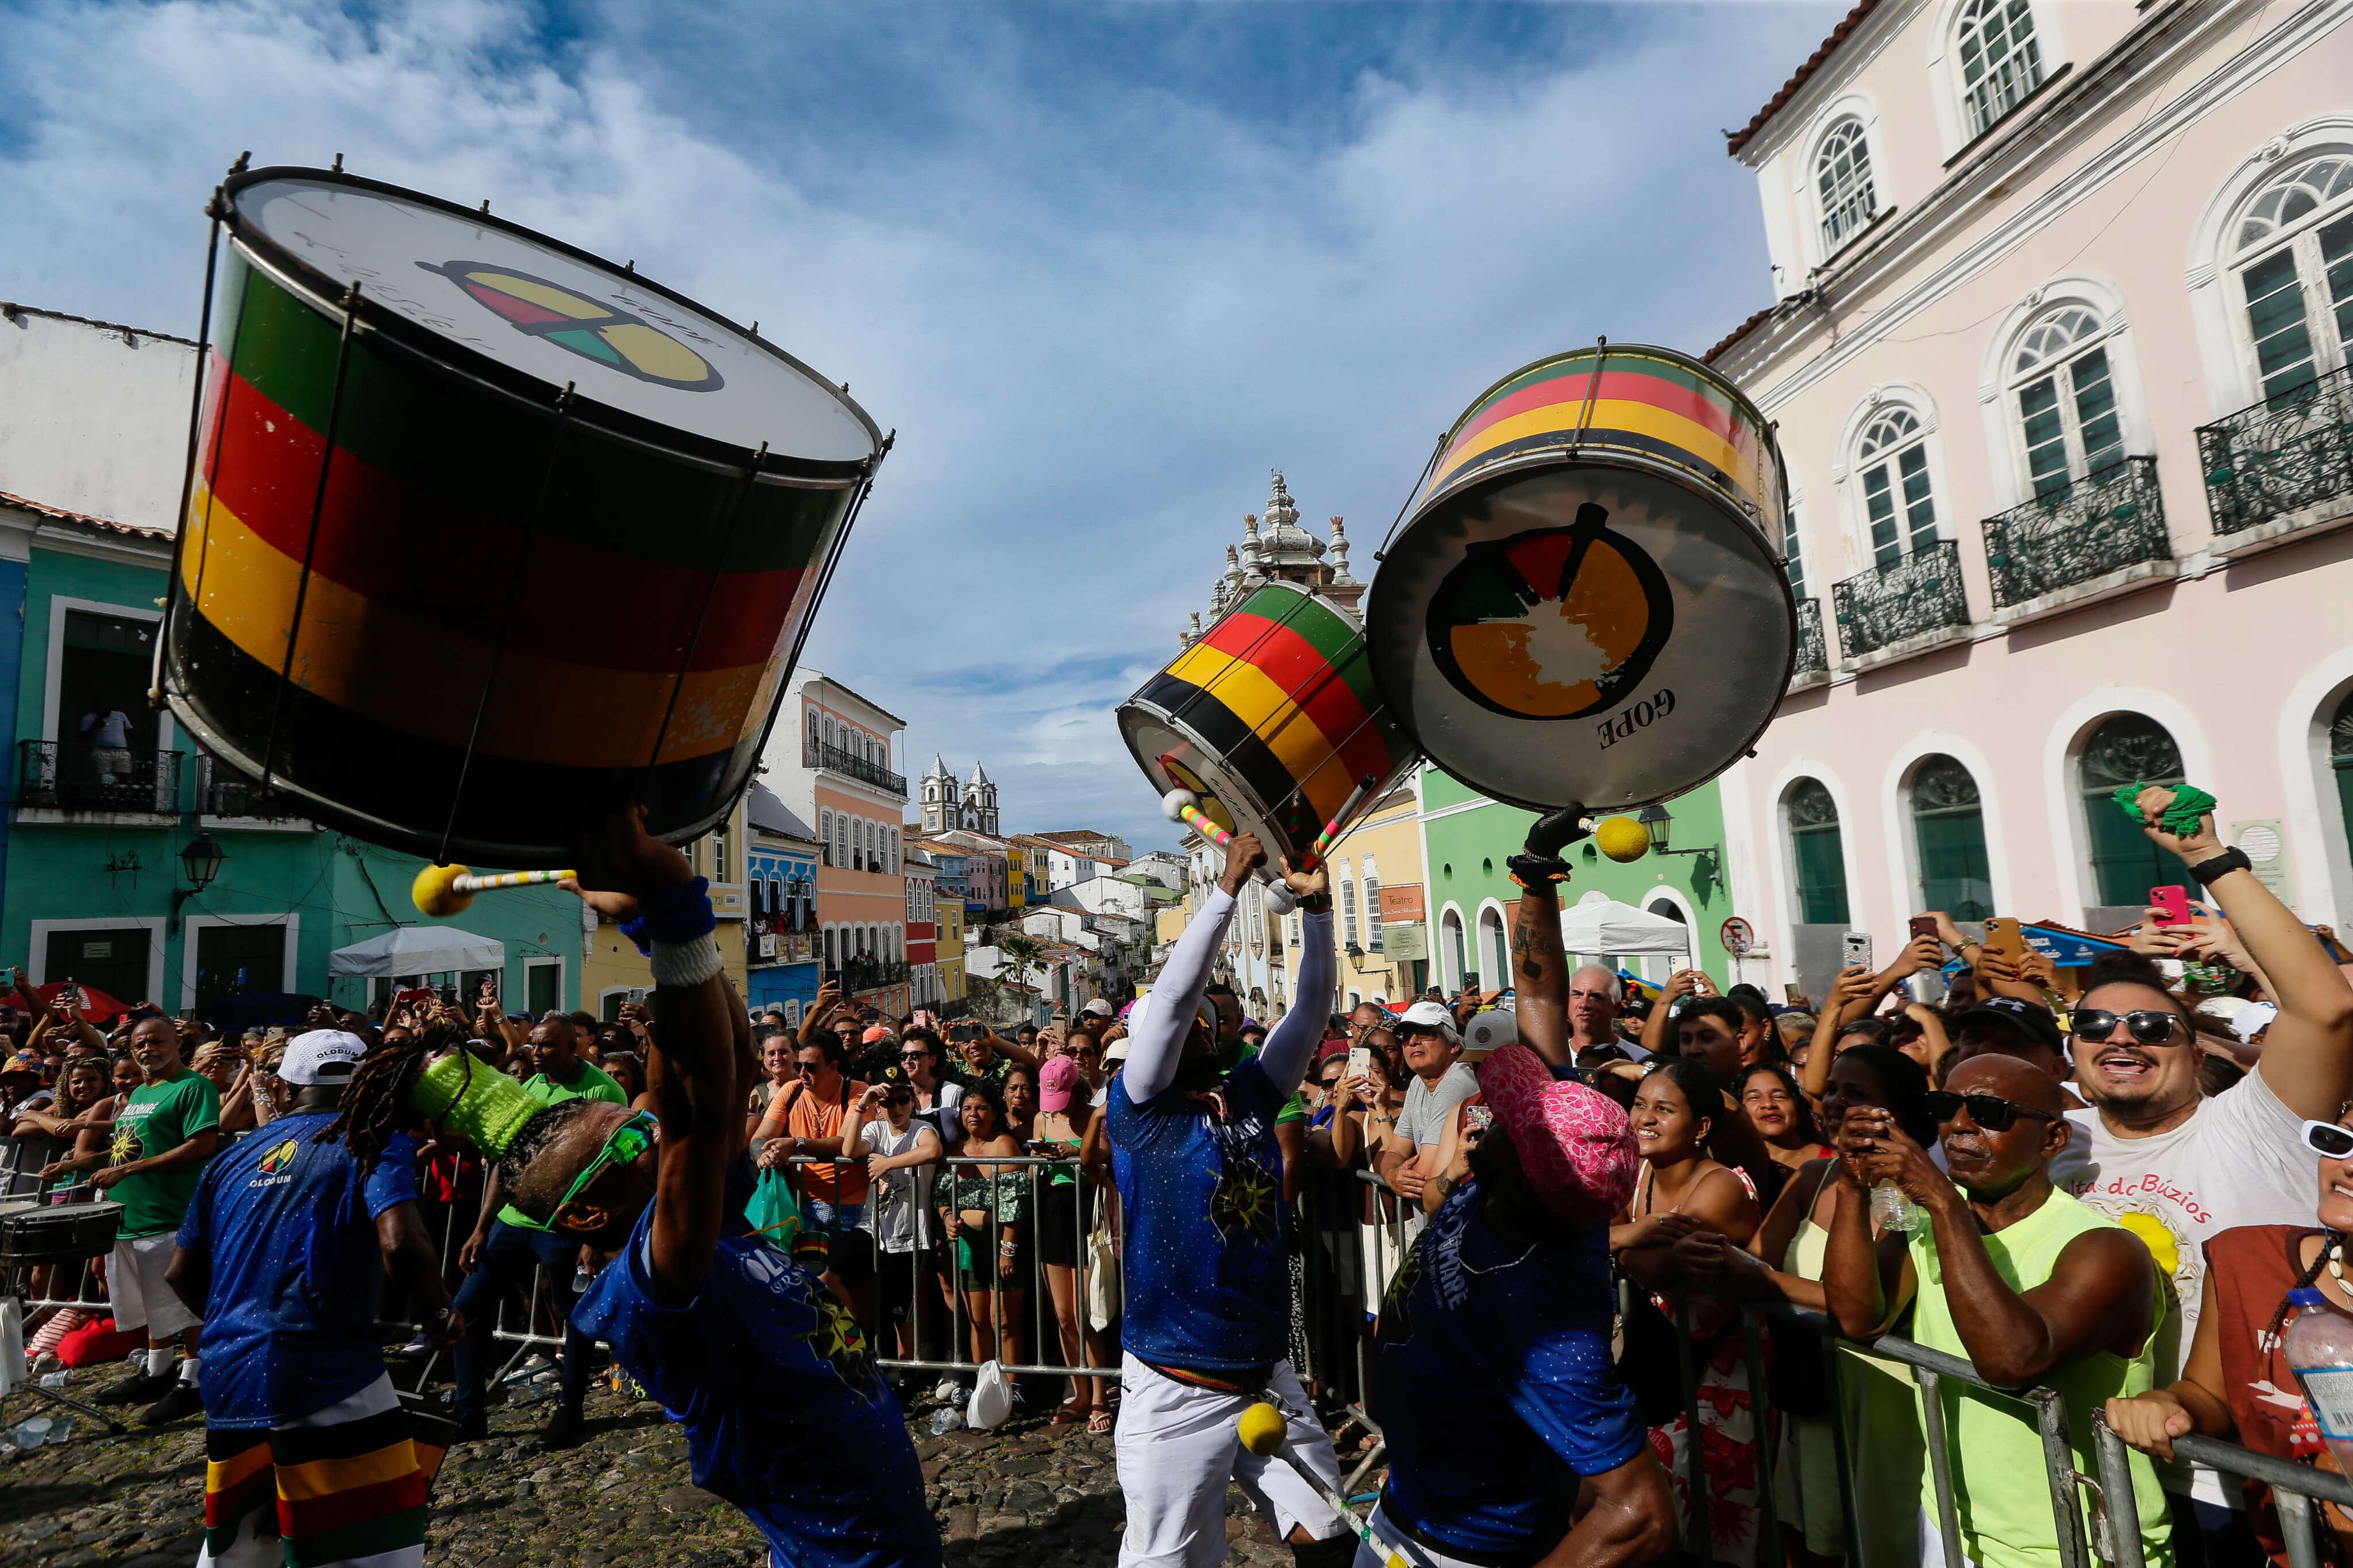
[111, 1232, 199, 1340]
[1916, 1506, 1981, 1568]
[1115, 1351, 1347, 1568]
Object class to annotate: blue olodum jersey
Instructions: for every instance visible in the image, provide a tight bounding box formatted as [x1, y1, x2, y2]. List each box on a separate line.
[1108, 1056, 1291, 1375]
[1371, 1184, 1645, 1559]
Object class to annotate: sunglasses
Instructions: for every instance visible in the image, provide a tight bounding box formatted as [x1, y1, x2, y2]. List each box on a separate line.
[2303, 1120, 2353, 1159]
[1923, 1091, 2061, 1133]
[2071, 1009, 2183, 1046]
[506, 1110, 655, 1233]
[884, 1093, 915, 1106]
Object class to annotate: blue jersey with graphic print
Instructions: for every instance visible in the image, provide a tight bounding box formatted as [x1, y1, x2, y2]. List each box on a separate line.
[572, 1195, 939, 1568]
[1371, 1184, 1644, 1558]
[1108, 1056, 1290, 1373]
[175, 1113, 418, 1428]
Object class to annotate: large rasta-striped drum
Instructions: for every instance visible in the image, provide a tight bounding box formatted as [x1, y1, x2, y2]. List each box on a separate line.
[1364, 343, 1792, 813]
[162, 166, 883, 864]
[1118, 581, 1417, 863]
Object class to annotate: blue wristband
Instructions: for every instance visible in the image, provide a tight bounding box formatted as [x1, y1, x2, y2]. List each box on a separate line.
[619, 876, 714, 955]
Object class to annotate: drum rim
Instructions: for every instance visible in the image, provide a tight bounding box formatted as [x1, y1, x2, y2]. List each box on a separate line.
[222, 165, 885, 481]
[1364, 456, 1797, 816]
[1428, 341, 1777, 461]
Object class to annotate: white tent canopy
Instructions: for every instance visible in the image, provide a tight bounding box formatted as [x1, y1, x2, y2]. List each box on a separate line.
[329, 926, 506, 978]
[1559, 898, 1692, 958]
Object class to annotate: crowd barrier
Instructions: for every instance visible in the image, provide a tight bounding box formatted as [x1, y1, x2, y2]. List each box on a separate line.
[10, 1126, 2353, 1568]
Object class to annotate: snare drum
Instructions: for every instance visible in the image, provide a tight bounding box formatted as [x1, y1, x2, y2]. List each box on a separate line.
[1365, 343, 1792, 812]
[164, 166, 885, 865]
[1118, 580, 1415, 862]
[0, 1198, 122, 1264]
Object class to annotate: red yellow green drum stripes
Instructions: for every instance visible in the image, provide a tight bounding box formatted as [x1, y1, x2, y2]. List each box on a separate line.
[203, 1403, 429, 1568]
[1412, 346, 1782, 539]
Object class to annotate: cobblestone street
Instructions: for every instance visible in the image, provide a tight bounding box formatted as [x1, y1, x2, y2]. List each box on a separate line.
[0, 1377, 1306, 1568]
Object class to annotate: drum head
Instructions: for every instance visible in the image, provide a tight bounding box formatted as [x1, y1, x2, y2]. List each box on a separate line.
[230, 171, 876, 467]
[1365, 462, 1793, 812]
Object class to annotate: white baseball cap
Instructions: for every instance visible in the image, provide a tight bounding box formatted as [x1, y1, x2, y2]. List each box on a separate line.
[1461, 1006, 1518, 1060]
[1397, 999, 1461, 1044]
[1082, 999, 1115, 1018]
[278, 1029, 369, 1086]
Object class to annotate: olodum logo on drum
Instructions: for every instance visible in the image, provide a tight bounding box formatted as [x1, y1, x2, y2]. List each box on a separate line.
[416, 260, 724, 392]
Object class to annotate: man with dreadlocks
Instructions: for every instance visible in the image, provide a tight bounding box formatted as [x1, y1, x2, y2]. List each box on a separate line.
[1109, 829, 1343, 1568]
[163, 1028, 462, 1568]
[495, 807, 940, 1568]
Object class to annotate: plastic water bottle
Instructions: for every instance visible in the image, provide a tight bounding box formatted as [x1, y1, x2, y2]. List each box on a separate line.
[2283, 1288, 2353, 1470]
[929, 1407, 965, 1436]
[572, 1263, 592, 1294]
[1872, 1180, 1923, 1234]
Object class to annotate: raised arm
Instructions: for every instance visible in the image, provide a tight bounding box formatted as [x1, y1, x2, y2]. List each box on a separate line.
[1125, 833, 1258, 1103]
[1800, 967, 1874, 1101]
[1510, 880, 1571, 1069]
[2123, 786, 2353, 1121]
[1255, 856, 1333, 1095]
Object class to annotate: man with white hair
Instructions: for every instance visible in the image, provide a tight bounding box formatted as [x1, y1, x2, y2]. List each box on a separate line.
[1569, 965, 1641, 1068]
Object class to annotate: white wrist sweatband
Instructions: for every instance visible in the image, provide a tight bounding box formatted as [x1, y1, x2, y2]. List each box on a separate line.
[650, 932, 724, 988]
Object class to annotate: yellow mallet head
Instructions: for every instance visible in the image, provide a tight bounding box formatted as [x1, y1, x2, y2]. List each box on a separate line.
[1237, 1401, 1288, 1457]
[1594, 816, 1652, 863]
[412, 862, 474, 918]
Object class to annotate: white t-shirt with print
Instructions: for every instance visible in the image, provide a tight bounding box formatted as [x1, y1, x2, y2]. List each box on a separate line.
[860, 1118, 939, 1252]
[2062, 1066, 2312, 1503]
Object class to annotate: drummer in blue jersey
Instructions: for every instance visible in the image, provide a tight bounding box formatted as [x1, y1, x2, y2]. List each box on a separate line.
[1108, 828, 1348, 1568]
[1366, 840, 1675, 1568]
[469, 806, 938, 1568]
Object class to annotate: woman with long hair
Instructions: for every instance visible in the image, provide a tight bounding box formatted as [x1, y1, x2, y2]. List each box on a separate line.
[1031, 1056, 1111, 1431]
[1613, 1057, 1768, 1568]
[937, 1083, 1028, 1397]
[1741, 1062, 1829, 1170]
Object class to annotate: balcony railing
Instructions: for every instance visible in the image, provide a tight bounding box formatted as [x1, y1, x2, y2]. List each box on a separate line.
[1829, 539, 1970, 661]
[18, 740, 180, 814]
[830, 957, 910, 992]
[750, 929, 820, 967]
[2197, 363, 2353, 536]
[1792, 597, 1828, 678]
[205, 771, 305, 821]
[804, 741, 906, 797]
[1981, 456, 2170, 608]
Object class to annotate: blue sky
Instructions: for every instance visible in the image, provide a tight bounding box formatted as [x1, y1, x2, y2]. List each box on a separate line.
[0, 0, 1841, 856]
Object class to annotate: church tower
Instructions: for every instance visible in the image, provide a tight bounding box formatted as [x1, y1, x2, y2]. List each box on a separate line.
[964, 762, 1000, 836]
[920, 755, 956, 834]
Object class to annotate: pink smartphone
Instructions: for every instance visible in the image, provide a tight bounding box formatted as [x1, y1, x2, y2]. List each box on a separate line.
[2150, 886, 2191, 926]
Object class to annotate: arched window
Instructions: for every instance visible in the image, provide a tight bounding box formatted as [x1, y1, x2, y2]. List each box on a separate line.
[1644, 898, 1689, 983]
[1441, 908, 1468, 990]
[2078, 714, 2193, 906]
[1338, 858, 1359, 948]
[1815, 118, 1878, 252]
[1785, 779, 1851, 925]
[805, 708, 820, 755]
[2228, 156, 2353, 404]
[2333, 692, 2353, 863]
[1956, 0, 2043, 138]
[819, 809, 833, 867]
[1363, 858, 1384, 955]
[1478, 906, 1509, 988]
[1856, 408, 1938, 569]
[1911, 755, 1994, 920]
[1782, 497, 1808, 600]
[2008, 306, 2124, 494]
[822, 715, 835, 750]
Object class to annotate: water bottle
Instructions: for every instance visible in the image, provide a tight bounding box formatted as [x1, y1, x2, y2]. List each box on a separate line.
[929, 1407, 965, 1436]
[2283, 1287, 2353, 1470]
[572, 1262, 592, 1293]
[1871, 1179, 1922, 1234]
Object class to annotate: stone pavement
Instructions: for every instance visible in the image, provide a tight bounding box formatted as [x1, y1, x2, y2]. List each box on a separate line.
[0, 1375, 1311, 1568]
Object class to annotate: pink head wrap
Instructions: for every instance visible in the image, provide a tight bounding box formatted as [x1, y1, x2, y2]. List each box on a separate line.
[1474, 1042, 1638, 1224]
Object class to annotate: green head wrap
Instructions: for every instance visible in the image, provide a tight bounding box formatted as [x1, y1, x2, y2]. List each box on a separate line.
[2110, 782, 2217, 837]
[411, 1052, 541, 1156]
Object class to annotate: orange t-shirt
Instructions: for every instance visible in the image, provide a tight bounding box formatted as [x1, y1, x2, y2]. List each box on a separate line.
[784, 1077, 870, 1206]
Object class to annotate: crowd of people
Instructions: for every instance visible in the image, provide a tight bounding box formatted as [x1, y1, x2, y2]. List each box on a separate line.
[7, 782, 2353, 1568]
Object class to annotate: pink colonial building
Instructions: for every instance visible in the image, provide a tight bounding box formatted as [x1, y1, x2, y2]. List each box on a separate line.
[1709, 0, 2353, 995]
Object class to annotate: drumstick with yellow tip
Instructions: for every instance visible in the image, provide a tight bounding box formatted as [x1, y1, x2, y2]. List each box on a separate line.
[1236, 1402, 1409, 1568]
[1162, 790, 1300, 915]
[412, 863, 578, 917]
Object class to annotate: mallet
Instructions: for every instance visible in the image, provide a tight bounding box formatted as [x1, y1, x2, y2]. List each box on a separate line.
[1161, 789, 1298, 915]
[412, 863, 577, 918]
[1236, 1402, 1409, 1568]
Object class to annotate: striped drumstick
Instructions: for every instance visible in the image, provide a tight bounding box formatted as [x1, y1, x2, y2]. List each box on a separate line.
[1160, 787, 1232, 847]
[412, 863, 578, 917]
[1295, 774, 1378, 873]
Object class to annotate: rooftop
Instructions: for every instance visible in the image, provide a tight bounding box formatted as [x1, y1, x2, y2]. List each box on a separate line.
[1724, 0, 1883, 156]
[0, 489, 174, 543]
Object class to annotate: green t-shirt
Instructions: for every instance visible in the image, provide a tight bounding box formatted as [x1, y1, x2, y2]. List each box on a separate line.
[495, 1061, 628, 1228]
[110, 1072, 222, 1239]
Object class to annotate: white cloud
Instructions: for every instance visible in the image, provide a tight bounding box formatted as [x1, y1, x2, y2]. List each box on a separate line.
[0, 0, 1839, 851]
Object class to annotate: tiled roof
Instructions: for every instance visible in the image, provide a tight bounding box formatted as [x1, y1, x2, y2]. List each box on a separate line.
[0, 490, 173, 542]
[1703, 302, 1785, 364]
[1725, 0, 1884, 155]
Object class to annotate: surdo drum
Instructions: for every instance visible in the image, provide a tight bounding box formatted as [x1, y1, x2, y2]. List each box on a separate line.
[1365, 342, 1792, 813]
[162, 166, 885, 864]
[1118, 581, 1417, 870]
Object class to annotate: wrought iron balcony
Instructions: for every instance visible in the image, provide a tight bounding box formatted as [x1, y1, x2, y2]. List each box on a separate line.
[1981, 457, 2170, 609]
[2196, 364, 2353, 536]
[804, 741, 906, 797]
[1792, 597, 1828, 678]
[838, 956, 909, 992]
[205, 769, 304, 821]
[18, 740, 180, 814]
[1829, 540, 1970, 661]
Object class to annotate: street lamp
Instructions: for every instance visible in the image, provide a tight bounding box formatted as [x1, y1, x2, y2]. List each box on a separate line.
[1635, 804, 1722, 895]
[171, 833, 226, 931]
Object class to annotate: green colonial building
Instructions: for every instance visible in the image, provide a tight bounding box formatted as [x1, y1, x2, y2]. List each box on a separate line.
[1415, 762, 1738, 993]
